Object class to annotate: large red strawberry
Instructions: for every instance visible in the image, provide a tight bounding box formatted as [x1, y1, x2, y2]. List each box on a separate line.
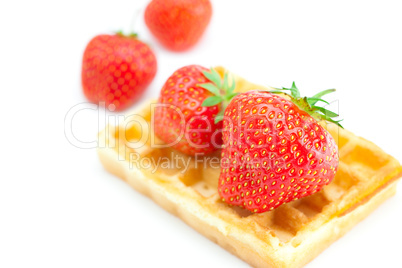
[154, 65, 237, 155]
[219, 84, 341, 213]
[144, 0, 212, 51]
[82, 33, 157, 111]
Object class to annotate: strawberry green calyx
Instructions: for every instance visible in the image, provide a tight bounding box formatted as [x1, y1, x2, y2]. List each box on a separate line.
[198, 68, 238, 123]
[116, 30, 138, 38]
[270, 82, 344, 128]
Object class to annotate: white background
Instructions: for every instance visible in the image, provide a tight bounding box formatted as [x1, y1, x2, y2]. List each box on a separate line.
[1, 0, 402, 267]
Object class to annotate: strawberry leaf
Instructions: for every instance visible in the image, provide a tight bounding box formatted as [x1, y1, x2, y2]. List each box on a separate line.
[202, 69, 222, 89]
[202, 96, 223, 107]
[271, 82, 300, 98]
[225, 92, 239, 100]
[269, 90, 289, 95]
[307, 97, 329, 106]
[288, 81, 300, 98]
[223, 73, 229, 92]
[198, 83, 220, 96]
[312, 89, 335, 100]
[312, 106, 339, 118]
[325, 117, 344, 128]
[214, 109, 225, 123]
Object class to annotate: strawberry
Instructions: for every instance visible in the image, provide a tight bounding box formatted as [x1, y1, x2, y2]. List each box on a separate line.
[82, 33, 157, 111]
[144, 0, 212, 51]
[154, 65, 237, 155]
[219, 84, 341, 213]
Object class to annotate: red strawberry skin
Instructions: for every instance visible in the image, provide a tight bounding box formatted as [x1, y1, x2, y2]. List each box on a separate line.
[82, 34, 157, 111]
[144, 0, 212, 51]
[154, 65, 222, 155]
[219, 91, 339, 213]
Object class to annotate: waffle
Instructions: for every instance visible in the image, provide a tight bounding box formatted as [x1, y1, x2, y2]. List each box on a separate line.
[97, 67, 402, 268]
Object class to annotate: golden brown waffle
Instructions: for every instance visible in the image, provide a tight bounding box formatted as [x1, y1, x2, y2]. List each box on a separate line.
[97, 67, 402, 268]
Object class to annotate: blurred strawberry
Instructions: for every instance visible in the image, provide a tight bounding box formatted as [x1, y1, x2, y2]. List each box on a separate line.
[81, 33, 157, 111]
[144, 0, 212, 51]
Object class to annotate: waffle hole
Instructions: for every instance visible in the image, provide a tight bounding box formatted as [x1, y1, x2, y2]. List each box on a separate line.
[325, 123, 349, 150]
[299, 191, 331, 213]
[179, 151, 221, 195]
[177, 164, 202, 186]
[125, 124, 143, 142]
[330, 129, 349, 149]
[191, 181, 217, 198]
[141, 107, 152, 122]
[142, 149, 183, 176]
[230, 205, 253, 218]
[117, 117, 150, 146]
[200, 150, 221, 188]
[295, 203, 320, 219]
[249, 211, 274, 228]
[322, 183, 345, 202]
[332, 162, 359, 190]
[273, 204, 308, 235]
[341, 144, 389, 178]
